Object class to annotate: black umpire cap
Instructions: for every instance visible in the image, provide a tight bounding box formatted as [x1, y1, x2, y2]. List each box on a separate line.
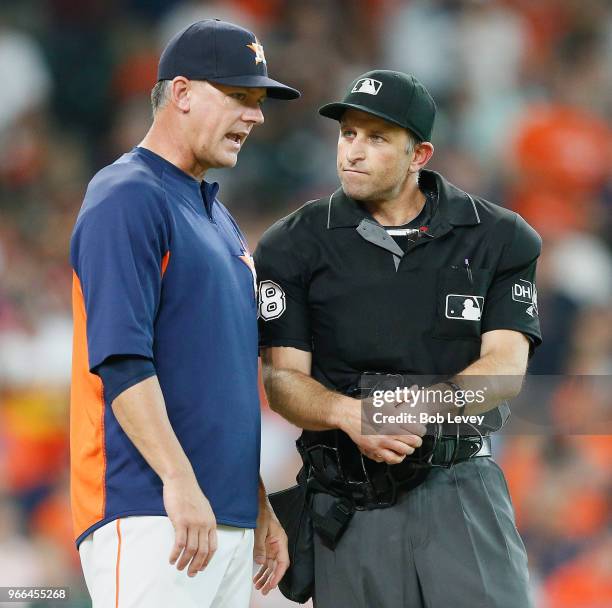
[319, 70, 436, 141]
[157, 19, 300, 100]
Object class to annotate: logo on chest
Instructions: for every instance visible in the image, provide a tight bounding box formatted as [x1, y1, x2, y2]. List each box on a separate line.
[238, 251, 257, 298]
[445, 294, 484, 321]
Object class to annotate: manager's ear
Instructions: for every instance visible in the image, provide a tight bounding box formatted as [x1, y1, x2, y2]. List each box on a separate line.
[409, 141, 434, 173]
[171, 77, 191, 113]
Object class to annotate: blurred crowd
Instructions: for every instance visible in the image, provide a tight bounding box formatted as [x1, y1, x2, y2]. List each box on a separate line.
[0, 1, 610, 606]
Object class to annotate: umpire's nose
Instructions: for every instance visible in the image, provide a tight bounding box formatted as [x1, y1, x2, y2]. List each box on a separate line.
[346, 137, 366, 164]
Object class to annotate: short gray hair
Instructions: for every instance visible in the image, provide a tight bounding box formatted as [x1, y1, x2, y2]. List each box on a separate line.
[151, 80, 171, 115]
[405, 129, 421, 154]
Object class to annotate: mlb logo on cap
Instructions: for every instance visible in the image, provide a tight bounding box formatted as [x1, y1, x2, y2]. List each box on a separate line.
[351, 78, 382, 95]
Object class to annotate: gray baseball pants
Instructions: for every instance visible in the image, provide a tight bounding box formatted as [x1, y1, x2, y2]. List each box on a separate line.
[312, 457, 534, 608]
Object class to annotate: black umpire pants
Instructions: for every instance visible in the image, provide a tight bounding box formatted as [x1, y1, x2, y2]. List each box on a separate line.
[312, 458, 534, 608]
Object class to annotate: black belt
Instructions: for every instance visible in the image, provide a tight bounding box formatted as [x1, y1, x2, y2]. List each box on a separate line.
[430, 434, 491, 467]
[299, 434, 491, 509]
[298, 433, 491, 549]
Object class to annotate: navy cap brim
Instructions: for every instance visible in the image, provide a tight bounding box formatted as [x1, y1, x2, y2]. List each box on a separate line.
[208, 75, 300, 100]
[319, 101, 409, 131]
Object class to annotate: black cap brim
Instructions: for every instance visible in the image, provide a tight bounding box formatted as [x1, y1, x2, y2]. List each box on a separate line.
[319, 101, 410, 132]
[208, 75, 300, 100]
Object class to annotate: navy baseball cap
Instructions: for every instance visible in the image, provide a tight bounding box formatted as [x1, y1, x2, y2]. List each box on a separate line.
[157, 19, 300, 100]
[319, 70, 436, 141]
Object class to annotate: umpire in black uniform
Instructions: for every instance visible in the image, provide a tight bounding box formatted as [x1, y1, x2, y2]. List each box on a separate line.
[255, 70, 541, 607]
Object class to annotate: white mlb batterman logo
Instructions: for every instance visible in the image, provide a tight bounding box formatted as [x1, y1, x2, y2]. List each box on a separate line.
[352, 78, 382, 95]
[258, 280, 286, 321]
[445, 295, 484, 321]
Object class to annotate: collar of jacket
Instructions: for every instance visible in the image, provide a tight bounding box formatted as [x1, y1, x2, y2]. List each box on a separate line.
[326, 169, 481, 231]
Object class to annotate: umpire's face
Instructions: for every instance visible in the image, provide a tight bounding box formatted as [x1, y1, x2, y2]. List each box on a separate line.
[337, 109, 415, 203]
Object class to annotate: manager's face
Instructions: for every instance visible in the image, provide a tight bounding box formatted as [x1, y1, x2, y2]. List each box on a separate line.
[337, 109, 414, 202]
[186, 81, 265, 171]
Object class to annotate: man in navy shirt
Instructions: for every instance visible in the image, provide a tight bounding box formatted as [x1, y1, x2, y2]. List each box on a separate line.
[70, 20, 299, 608]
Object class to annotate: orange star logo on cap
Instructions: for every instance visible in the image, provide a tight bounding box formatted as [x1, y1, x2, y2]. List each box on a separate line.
[247, 40, 266, 65]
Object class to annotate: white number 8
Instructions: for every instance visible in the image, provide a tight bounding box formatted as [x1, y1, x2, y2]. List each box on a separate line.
[258, 280, 286, 321]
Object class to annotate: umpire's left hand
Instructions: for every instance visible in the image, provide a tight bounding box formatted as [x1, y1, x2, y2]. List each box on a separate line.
[253, 498, 290, 595]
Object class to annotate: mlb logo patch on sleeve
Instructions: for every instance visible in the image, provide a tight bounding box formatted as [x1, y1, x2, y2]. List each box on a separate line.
[445, 295, 484, 321]
[351, 78, 382, 95]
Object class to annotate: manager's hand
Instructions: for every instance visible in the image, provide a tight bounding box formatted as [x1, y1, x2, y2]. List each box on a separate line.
[253, 499, 290, 595]
[340, 396, 426, 465]
[163, 472, 218, 577]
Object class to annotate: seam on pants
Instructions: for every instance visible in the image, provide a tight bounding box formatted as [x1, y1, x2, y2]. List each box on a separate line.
[115, 519, 122, 608]
[421, 477, 432, 548]
[451, 466, 489, 608]
[475, 463, 512, 564]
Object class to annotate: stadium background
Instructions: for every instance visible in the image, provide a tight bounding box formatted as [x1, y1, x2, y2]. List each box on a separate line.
[0, 1, 610, 606]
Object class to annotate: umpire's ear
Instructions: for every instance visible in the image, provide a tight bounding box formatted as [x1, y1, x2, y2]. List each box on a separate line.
[408, 140, 434, 174]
